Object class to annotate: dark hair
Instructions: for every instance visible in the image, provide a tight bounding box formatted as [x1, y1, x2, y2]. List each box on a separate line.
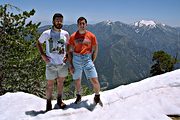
[77, 17, 87, 24]
[53, 13, 63, 21]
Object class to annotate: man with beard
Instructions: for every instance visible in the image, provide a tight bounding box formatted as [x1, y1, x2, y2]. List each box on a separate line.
[36, 13, 69, 111]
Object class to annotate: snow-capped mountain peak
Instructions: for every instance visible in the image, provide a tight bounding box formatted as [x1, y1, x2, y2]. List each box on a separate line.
[135, 20, 156, 28]
[162, 23, 166, 26]
[101, 20, 113, 25]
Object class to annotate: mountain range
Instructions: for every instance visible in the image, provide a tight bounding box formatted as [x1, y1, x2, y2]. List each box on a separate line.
[38, 20, 180, 89]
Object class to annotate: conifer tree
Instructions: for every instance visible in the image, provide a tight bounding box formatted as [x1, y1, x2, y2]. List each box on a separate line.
[0, 4, 45, 97]
[150, 50, 177, 76]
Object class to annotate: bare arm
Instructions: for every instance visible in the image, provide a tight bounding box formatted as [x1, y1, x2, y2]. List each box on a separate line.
[67, 45, 74, 74]
[67, 45, 74, 67]
[36, 41, 50, 63]
[92, 45, 98, 62]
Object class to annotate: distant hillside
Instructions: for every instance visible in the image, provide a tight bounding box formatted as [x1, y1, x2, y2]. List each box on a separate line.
[38, 25, 51, 33]
[38, 20, 180, 89]
[175, 27, 180, 32]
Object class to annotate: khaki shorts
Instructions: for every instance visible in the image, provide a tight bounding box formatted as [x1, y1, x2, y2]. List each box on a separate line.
[45, 63, 68, 80]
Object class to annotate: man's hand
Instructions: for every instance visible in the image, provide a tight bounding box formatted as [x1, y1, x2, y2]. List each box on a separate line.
[69, 66, 74, 75]
[36, 41, 50, 64]
[63, 56, 68, 63]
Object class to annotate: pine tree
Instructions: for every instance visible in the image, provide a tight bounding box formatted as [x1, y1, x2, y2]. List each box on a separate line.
[150, 50, 177, 76]
[0, 4, 46, 97]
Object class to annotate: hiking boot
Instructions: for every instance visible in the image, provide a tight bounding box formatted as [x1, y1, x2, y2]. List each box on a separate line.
[74, 94, 81, 104]
[94, 94, 100, 104]
[57, 96, 66, 109]
[46, 99, 52, 112]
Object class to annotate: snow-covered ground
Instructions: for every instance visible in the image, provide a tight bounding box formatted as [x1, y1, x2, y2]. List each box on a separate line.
[0, 69, 180, 120]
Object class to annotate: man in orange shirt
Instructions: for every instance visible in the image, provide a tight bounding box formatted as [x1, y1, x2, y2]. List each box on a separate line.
[68, 17, 102, 105]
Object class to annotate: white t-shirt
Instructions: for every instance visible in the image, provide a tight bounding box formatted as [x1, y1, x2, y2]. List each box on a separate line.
[38, 29, 69, 65]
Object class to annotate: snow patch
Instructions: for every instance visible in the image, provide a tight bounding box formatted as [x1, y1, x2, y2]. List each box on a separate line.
[135, 20, 156, 28]
[162, 23, 166, 26]
[102, 20, 113, 25]
[0, 69, 180, 120]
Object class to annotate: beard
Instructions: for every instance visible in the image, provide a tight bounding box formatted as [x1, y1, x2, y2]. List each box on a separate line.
[54, 23, 63, 29]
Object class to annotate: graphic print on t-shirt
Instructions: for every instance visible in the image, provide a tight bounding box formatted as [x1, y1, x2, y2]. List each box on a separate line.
[75, 38, 91, 45]
[48, 30, 66, 55]
[49, 37, 53, 53]
[57, 38, 65, 54]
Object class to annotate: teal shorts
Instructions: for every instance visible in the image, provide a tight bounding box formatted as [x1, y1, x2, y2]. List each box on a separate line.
[45, 63, 68, 80]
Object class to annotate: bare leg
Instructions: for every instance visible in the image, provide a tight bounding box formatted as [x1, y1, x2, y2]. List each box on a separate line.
[90, 77, 100, 94]
[57, 77, 65, 97]
[90, 77, 102, 105]
[75, 78, 82, 94]
[46, 80, 54, 111]
[57, 77, 66, 108]
[46, 80, 54, 100]
[74, 78, 82, 104]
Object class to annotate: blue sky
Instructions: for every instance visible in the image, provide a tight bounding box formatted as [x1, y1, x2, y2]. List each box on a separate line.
[1, 0, 180, 27]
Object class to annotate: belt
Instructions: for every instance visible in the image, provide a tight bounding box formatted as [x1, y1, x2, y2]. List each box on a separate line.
[73, 52, 92, 56]
[47, 63, 65, 67]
